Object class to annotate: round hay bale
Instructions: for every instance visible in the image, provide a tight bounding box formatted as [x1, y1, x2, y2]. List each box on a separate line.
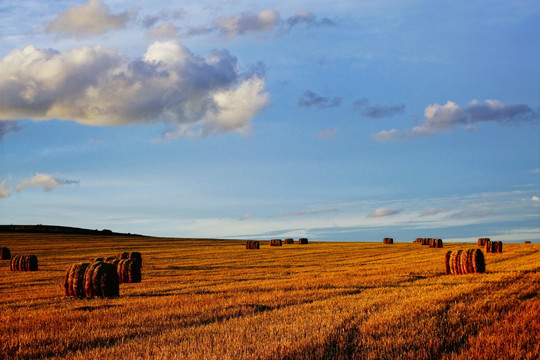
[91, 257, 104, 262]
[284, 238, 294, 244]
[245, 240, 260, 249]
[10, 254, 38, 271]
[117, 259, 141, 283]
[383, 238, 393, 244]
[116, 252, 130, 260]
[299, 238, 308, 245]
[0, 247, 11, 260]
[116, 251, 142, 266]
[270, 239, 283, 247]
[444, 251, 452, 275]
[524, 241, 531, 244]
[84, 261, 119, 298]
[496, 241, 503, 253]
[450, 250, 463, 275]
[64, 263, 90, 298]
[470, 249, 485, 273]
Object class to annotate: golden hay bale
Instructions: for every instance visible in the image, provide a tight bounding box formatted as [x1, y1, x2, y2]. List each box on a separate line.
[446, 249, 485, 275]
[83, 261, 119, 298]
[496, 241, 503, 253]
[299, 238, 309, 245]
[284, 238, 294, 244]
[64, 263, 90, 298]
[245, 241, 260, 249]
[430, 239, 443, 248]
[270, 239, 283, 247]
[117, 259, 142, 283]
[444, 251, 452, 275]
[0, 247, 11, 260]
[10, 254, 38, 271]
[478, 237, 490, 247]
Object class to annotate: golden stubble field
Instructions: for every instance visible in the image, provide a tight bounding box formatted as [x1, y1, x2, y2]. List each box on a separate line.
[1, 233, 539, 360]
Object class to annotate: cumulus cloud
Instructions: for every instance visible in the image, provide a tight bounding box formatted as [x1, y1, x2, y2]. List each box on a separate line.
[46, 0, 137, 37]
[354, 98, 405, 119]
[368, 208, 401, 217]
[373, 99, 538, 141]
[532, 196, 540, 201]
[215, 9, 280, 38]
[0, 41, 269, 137]
[0, 121, 20, 141]
[298, 91, 341, 109]
[0, 180, 12, 199]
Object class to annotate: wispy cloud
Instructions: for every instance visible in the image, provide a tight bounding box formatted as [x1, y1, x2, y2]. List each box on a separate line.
[298, 90, 342, 109]
[0, 41, 269, 138]
[373, 99, 538, 141]
[420, 207, 445, 217]
[368, 208, 401, 217]
[0, 121, 20, 141]
[353, 98, 405, 119]
[318, 128, 338, 139]
[1, 173, 79, 199]
[45, 0, 138, 38]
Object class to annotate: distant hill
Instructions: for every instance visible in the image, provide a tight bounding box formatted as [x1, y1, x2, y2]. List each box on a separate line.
[0, 224, 143, 237]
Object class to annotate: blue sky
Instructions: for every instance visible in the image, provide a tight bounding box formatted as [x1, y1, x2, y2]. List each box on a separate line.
[1, 0, 539, 242]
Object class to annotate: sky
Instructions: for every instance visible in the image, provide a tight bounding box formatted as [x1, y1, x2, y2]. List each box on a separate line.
[1, 0, 539, 242]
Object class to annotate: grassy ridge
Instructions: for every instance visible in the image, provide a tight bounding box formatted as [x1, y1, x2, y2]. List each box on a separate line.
[0, 233, 538, 359]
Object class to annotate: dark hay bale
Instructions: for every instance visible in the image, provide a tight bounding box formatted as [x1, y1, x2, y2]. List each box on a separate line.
[116, 251, 142, 266]
[10, 254, 38, 271]
[496, 241, 503, 253]
[0, 247, 11, 260]
[284, 238, 294, 244]
[246, 241, 260, 249]
[446, 249, 485, 275]
[106, 256, 117, 261]
[84, 261, 119, 298]
[91, 257, 104, 262]
[270, 239, 283, 247]
[478, 238, 490, 247]
[524, 241, 531, 244]
[299, 238, 308, 245]
[117, 259, 141, 283]
[421, 238, 429, 246]
[383, 238, 394, 244]
[64, 263, 90, 298]
[430, 239, 443, 248]
[485, 240, 502, 253]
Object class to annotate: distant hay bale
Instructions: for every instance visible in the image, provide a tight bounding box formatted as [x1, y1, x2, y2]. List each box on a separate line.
[496, 241, 503, 253]
[445, 249, 485, 275]
[117, 259, 141, 283]
[116, 251, 142, 266]
[0, 247, 11, 260]
[10, 254, 38, 271]
[421, 238, 429, 245]
[245, 241, 260, 249]
[284, 238, 294, 244]
[299, 238, 308, 245]
[64, 263, 90, 298]
[485, 240, 502, 254]
[524, 241, 531, 244]
[83, 261, 119, 298]
[383, 237, 394, 244]
[478, 238, 490, 247]
[430, 239, 444, 248]
[270, 239, 283, 247]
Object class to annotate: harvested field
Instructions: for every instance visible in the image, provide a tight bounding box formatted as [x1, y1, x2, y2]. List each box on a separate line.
[0, 233, 538, 360]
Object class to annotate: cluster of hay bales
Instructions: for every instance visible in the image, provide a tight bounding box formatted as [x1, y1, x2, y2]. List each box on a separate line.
[445, 249, 485, 275]
[116, 259, 141, 283]
[246, 241, 260, 249]
[383, 237, 393, 244]
[270, 239, 283, 247]
[524, 241, 532, 244]
[10, 254, 38, 271]
[0, 247, 10, 260]
[299, 238, 308, 245]
[414, 238, 441, 246]
[486, 240, 503, 253]
[64, 262, 119, 298]
[284, 238, 294, 244]
[117, 251, 142, 266]
[478, 238, 490, 246]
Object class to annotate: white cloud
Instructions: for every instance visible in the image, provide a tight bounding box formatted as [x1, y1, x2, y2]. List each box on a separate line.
[368, 208, 401, 217]
[532, 196, 540, 201]
[46, 0, 137, 37]
[373, 99, 538, 140]
[16, 173, 79, 192]
[0, 41, 269, 137]
[0, 180, 12, 199]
